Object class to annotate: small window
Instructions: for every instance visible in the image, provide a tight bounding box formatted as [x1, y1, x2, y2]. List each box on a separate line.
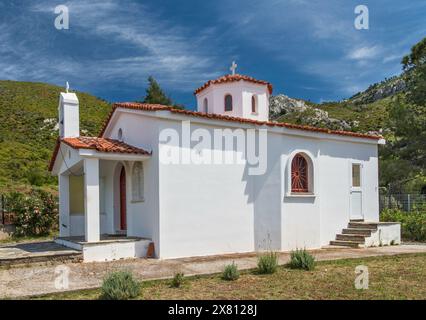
[224, 94, 233, 111]
[352, 164, 361, 187]
[291, 154, 309, 193]
[251, 95, 257, 113]
[132, 162, 144, 202]
[118, 128, 123, 141]
[203, 98, 208, 113]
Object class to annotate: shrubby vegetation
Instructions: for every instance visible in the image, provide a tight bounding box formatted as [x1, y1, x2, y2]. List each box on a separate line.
[288, 248, 315, 271]
[101, 271, 140, 300]
[222, 262, 240, 281]
[5, 189, 58, 237]
[170, 272, 185, 288]
[257, 251, 278, 274]
[381, 208, 426, 242]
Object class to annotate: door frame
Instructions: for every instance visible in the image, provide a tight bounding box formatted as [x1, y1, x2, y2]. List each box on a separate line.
[349, 161, 364, 220]
[119, 166, 127, 231]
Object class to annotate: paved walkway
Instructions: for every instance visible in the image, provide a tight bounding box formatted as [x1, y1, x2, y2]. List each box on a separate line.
[0, 241, 81, 266]
[1, 243, 426, 298]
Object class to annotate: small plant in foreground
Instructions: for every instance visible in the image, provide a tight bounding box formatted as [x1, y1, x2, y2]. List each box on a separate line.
[101, 271, 140, 300]
[257, 251, 278, 274]
[288, 248, 315, 271]
[170, 272, 185, 288]
[222, 262, 239, 281]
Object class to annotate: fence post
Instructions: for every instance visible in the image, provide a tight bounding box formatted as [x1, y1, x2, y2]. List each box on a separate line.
[1, 194, 4, 225]
[407, 194, 411, 212]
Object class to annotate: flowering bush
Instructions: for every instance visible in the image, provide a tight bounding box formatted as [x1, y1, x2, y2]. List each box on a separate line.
[6, 189, 58, 236]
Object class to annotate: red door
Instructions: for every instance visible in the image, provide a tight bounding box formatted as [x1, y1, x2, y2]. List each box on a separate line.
[120, 167, 127, 230]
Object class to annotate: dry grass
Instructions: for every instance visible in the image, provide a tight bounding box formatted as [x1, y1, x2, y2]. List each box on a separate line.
[34, 253, 426, 300]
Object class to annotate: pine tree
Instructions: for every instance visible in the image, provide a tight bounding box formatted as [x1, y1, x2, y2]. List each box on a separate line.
[142, 76, 173, 106]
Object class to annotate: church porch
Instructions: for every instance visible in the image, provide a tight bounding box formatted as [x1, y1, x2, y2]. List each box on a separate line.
[53, 137, 153, 261]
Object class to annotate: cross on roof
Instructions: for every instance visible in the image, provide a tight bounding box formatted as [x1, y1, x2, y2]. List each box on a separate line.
[230, 61, 237, 75]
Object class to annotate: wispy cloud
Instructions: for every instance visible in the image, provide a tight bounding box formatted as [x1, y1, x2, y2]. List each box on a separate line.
[1, 0, 223, 94]
[347, 46, 381, 61]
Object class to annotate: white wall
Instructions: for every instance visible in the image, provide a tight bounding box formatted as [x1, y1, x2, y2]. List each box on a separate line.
[157, 120, 255, 258]
[101, 109, 380, 259]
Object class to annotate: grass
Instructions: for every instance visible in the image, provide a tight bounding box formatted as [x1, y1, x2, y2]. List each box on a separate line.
[32, 253, 426, 300]
[0, 233, 56, 244]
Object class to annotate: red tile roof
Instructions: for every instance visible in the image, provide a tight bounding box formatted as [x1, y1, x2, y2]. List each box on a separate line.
[194, 74, 273, 95]
[49, 137, 150, 171]
[99, 102, 383, 141]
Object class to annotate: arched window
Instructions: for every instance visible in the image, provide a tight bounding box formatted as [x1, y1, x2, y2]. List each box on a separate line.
[131, 162, 144, 202]
[224, 94, 233, 111]
[203, 98, 208, 113]
[118, 128, 123, 141]
[291, 154, 309, 193]
[251, 95, 257, 113]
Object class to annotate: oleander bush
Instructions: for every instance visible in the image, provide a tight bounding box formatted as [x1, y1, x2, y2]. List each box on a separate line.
[5, 189, 58, 236]
[288, 248, 315, 271]
[257, 251, 278, 274]
[222, 262, 239, 281]
[101, 271, 140, 300]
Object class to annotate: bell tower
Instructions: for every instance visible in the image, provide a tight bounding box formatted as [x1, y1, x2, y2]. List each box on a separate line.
[194, 62, 272, 121]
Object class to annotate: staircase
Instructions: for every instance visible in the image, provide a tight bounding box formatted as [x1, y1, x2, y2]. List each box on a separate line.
[330, 220, 378, 248]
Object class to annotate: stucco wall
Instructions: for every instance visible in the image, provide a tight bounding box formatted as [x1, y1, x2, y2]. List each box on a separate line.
[101, 110, 380, 259]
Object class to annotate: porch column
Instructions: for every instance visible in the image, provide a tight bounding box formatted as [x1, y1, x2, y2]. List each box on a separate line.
[58, 174, 70, 237]
[84, 158, 100, 242]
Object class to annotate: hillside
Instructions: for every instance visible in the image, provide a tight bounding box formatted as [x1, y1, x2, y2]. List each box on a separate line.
[271, 74, 406, 134]
[0, 80, 112, 192]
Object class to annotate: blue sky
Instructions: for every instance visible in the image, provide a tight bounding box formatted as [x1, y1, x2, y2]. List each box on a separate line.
[0, 0, 425, 108]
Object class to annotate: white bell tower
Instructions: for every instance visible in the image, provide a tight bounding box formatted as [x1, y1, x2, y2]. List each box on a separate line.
[194, 62, 272, 121]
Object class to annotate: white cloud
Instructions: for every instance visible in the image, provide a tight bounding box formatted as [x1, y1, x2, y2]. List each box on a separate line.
[347, 46, 381, 61]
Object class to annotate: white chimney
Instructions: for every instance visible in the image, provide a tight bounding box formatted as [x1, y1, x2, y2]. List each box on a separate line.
[58, 91, 79, 138]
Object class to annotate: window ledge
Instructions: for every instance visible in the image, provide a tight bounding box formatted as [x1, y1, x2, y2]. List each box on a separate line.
[285, 193, 316, 198]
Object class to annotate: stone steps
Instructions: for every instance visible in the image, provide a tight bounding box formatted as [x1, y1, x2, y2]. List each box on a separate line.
[336, 234, 366, 243]
[330, 220, 379, 248]
[330, 240, 361, 248]
[348, 222, 378, 230]
[342, 228, 372, 236]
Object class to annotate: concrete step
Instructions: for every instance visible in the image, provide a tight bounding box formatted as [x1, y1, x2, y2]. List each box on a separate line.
[342, 228, 372, 236]
[336, 234, 366, 243]
[348, 222, 378, 230]
[330, 240, 361, 248]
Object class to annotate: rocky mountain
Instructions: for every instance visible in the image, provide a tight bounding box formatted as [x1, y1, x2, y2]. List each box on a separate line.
[270, 94, 351, 131]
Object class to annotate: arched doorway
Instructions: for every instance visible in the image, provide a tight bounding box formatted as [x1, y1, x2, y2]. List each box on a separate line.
[119, 166, 127, 230]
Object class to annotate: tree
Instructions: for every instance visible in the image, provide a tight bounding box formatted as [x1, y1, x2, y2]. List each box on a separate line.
[142, 76, 173, 106]
[402, 37, 426, 106]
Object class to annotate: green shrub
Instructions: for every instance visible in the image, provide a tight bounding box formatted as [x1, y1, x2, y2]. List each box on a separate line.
[6, 189, 58, 237]
[288, 248, 315, 270]
[222, 262, 239, 281]
[257, 251, 278, 274]
[381, 208, 426, 241]
[170, 272, 185, 288]
[101, 271, 140, 300]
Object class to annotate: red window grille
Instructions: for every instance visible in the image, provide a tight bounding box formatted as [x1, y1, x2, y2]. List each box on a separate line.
[291, 154, 309, 192]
